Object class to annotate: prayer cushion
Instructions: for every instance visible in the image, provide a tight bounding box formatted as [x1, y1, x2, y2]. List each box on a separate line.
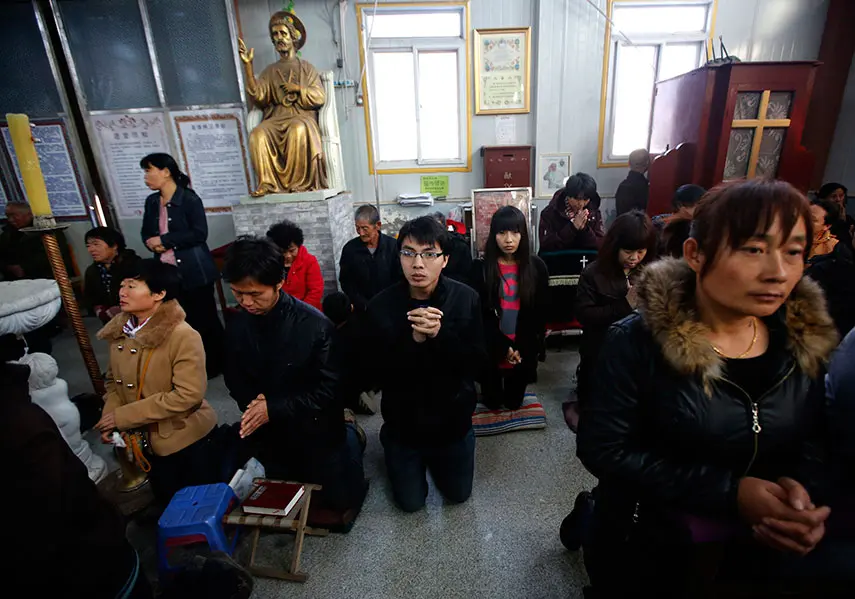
[472, 393, 546, 436]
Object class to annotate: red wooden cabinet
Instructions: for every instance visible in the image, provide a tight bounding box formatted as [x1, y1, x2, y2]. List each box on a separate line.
[648, 61, 819, 215]
[482, 145, 533, 189]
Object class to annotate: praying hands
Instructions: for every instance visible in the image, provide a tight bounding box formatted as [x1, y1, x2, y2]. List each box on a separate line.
[240, 393, 270, 438]
[408, 306, 443, 343]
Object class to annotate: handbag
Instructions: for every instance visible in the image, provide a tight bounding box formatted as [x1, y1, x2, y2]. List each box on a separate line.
[121, 349, 156, 473]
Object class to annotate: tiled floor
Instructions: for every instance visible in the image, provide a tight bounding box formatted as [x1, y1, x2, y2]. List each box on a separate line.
[54, 319, 595, 599]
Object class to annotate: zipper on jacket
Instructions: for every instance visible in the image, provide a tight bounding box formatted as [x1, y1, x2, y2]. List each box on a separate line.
[719, 362, 795, 476]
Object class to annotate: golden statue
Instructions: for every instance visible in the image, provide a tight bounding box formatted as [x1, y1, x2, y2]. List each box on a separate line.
[239, 11, 328, 196]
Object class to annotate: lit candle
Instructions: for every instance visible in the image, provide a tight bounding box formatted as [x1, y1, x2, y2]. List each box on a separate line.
[6, 113, 51, 216]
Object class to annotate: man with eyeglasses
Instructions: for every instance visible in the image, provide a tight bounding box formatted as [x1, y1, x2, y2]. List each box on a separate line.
[365, 216, 486, 512]
[339, 204, 403, 313]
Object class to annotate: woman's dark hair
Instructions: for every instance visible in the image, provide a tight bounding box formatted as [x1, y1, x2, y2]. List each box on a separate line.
[596, 210, 657, 277]
[266, 219, 304, 250]
[563, 172, 597, 202]
[662, 215, 692, 259]
[818, 182, 847, 199]
[397, 216, 450, 254]
[690, 179, 813, 277]
[85, 226, 126, 251]
[119, 258, 180, 301]
[322, 291, 351, 326]
[484, 206, 536, 307]
[223, 236, 285, 287]
[812, 197, 839, 227]
[672, 184, 706, 211]
[140, 153, 191, 188]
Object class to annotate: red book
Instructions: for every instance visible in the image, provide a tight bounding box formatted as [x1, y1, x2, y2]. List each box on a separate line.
[241, 481, 305, 517]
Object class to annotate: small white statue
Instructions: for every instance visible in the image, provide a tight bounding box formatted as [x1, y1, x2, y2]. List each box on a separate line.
[17, 352, 107, 484]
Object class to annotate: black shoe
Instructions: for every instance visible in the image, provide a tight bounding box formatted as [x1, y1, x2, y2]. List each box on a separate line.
[560, 491, 594, 551]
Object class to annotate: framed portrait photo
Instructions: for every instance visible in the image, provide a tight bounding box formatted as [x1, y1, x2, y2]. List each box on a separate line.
[536, 153, 572, 199]
[474, 27, 532, 115]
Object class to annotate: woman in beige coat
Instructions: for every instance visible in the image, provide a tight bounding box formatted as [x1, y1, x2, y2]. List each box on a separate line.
[95, 258, 217, 504]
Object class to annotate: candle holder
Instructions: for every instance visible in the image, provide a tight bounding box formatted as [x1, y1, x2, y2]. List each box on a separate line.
[22, 219, 104, 396]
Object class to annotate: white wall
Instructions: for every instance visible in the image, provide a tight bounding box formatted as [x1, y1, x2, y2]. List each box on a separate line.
[824, 56, 855, 191]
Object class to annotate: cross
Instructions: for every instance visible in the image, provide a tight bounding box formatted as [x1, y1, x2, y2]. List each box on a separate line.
[579, 255, 588, 269]
[730, 89, 792, 178]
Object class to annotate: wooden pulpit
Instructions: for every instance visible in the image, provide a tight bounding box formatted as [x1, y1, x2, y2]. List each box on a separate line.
[647, 61, 820, 215]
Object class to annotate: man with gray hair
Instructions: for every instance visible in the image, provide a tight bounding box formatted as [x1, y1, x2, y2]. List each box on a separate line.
[615, 148, 650, 216]
[339, 204, 402, 312]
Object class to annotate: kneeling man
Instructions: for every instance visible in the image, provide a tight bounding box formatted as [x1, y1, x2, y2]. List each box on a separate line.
[366, 216, 486, 512]
[223, 236, 366, 514]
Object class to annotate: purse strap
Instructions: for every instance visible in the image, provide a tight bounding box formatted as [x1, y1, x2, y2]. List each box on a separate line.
[122, 348, 157, 473]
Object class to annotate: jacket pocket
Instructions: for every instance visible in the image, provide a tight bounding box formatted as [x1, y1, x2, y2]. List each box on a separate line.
[157, 419, 175, 439]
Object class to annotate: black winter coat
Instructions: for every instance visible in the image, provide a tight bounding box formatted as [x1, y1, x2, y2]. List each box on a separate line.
[575, 261, 641, 367]
[1, 362, 136, 596]
[366, 276, 486, 445]
[614, 170, 649, 216]
[339, 232, 402, 311]
[806, 242, 855, 338]
[444, 231, 474, 286]
[224, 293, 344, 456]
[471, 256, 548, 374]
[578, 259, 838, 520]
[141, 186, 218, 290]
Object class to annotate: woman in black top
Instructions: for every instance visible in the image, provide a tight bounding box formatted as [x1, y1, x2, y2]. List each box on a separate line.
[578, 180, 846, 596]
[83, 226, 140, 323]
[574, 210, 656, 406]
[818, 181, 853, 249]
[140, 153, 223, 377]
[472, 206, 548, 410]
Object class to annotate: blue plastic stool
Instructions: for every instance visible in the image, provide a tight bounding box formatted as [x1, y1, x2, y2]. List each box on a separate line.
[157, 483, 238, 574]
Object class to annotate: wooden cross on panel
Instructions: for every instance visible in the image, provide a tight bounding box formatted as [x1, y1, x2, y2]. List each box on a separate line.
[731, 90, 792, 178]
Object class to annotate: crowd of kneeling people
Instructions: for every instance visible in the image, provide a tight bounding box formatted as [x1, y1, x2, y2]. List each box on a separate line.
[6, 165, 855, 597]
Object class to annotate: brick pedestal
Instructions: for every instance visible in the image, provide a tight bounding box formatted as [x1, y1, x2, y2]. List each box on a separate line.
[232, 191, 354, 294]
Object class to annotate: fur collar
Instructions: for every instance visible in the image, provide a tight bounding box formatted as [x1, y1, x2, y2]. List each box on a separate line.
[637, 258, 838, 389]
[97, 299, 186, 349]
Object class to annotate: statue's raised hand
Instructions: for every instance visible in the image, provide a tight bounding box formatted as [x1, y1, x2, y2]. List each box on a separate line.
[238, 38, 254, 64]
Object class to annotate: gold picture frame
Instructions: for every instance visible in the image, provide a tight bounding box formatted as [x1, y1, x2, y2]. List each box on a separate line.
[474, 27, 531, 115]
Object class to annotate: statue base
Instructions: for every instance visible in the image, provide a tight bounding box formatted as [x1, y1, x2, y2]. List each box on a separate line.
[233, 190, 354, 294]
[239, 188, 342, 205]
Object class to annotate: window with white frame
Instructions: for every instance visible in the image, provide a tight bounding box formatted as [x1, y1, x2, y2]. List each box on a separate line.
[602, 1, 714, 163]
[359, 3, 469, 172]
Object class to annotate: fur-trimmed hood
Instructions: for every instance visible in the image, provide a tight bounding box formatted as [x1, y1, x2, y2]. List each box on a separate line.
[637, 258, 838, 388]
[97, 299, 186, 349]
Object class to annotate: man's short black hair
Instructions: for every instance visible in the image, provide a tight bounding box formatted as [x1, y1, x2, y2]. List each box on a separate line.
[119, 258, 180, 301]
[397, 216, 450, 254]
[355, 204, 380, 224]
[266, 219, 304, 250]
[322, 291, 351, 326]
[223, 235, 285, 287]
[672, 184, 706, 211]
[85, 226, 126, 251]
[812, 197, 840, 227]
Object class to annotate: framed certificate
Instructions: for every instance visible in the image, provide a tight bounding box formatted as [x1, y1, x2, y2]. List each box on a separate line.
[474, 27, 532, 115]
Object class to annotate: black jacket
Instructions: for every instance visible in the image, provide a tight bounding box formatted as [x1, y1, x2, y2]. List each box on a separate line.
[1, 362, 136, 596]
[578, 259, 838, 519]
[0, 224, 72, 280]
[366, 276, 486, 445]
[806, 242, 855, 338]
[615, 170, 649, 216]
[826, 329, 855, 500]
[471, 256, 548, 372]
[224, 292, 344, 455]
[83, 249, 141, 311]
[339, 232, 402, 311]
[575, 261, 641, 364]
[538, 189, 605, 253]
[444, 231, 473, 286]
[141, 186, 218, 290]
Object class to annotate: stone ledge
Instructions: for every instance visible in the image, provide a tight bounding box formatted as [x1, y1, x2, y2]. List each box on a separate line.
[238, 188, 344, 205]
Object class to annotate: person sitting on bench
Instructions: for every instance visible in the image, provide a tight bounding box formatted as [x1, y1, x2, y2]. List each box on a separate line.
[365, 216, 486, 512]
[222, 236, 366, 515]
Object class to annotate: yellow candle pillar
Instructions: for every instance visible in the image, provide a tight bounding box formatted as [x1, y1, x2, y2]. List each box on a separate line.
[6, 113, 52, 216]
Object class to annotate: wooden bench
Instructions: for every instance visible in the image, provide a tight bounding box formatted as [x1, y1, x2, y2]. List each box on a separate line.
[222, 481, 328, 583]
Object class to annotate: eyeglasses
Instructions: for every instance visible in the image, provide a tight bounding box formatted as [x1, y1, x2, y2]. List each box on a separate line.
[399, 249, 445, 261]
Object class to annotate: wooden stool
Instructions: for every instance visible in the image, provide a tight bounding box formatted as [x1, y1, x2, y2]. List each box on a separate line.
[222, 481, 328, 582]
